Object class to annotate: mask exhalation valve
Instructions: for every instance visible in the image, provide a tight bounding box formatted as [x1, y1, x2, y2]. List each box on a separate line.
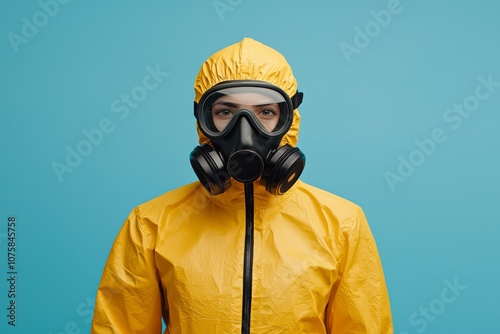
[228, 150, 264, 183]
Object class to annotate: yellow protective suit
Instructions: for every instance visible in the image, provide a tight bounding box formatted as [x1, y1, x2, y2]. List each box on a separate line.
[91, 38, 393, 333]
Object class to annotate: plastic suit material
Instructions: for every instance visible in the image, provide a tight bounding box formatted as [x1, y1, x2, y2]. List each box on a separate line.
[91, 38, 393, 333]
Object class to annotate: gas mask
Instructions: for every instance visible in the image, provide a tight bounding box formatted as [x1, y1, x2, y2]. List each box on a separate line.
[190, 80, 305, 196]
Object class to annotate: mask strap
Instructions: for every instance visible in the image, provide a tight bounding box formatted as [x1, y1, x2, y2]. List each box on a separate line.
[291, 91, 304, 109]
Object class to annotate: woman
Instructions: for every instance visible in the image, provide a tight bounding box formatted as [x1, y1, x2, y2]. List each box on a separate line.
[91, 37, 393, 334]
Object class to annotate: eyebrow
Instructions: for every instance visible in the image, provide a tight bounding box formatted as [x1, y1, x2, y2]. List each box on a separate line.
[213, 101, 278, 108]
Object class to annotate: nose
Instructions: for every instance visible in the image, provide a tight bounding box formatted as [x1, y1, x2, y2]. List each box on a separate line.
[226, 116, 265, 183]
[236, 115, 256, 148]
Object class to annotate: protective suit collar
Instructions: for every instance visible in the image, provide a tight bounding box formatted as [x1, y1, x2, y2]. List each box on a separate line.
[203, 178, 297, 210]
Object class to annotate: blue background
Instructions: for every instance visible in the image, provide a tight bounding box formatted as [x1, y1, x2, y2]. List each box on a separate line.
[1, 1, 499, 333]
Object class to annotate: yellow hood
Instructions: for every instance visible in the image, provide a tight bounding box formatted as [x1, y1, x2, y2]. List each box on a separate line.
[194, 37, 301, 148]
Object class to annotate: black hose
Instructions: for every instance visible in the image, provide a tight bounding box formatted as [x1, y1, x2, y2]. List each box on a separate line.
[241, 182, 254, 334]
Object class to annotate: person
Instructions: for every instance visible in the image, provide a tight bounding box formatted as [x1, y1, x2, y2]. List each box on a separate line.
[91, 37, 393, 333]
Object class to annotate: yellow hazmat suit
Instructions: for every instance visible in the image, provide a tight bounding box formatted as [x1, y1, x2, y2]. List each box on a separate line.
[91, 38, 393, 333]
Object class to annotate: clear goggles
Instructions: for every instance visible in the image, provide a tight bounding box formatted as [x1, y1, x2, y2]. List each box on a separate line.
[195, 81, 302, 139]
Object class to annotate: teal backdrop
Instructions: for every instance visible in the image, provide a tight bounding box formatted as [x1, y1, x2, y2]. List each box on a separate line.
[1, 1, 499, 333]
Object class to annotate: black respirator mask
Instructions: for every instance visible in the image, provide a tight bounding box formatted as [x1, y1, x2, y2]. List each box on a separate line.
[190, 80, 306, 196]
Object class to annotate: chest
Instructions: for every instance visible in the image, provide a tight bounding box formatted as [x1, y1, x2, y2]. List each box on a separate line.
[155, 209, 339, 328]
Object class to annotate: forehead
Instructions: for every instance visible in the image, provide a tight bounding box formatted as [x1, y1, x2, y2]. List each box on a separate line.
[213, 92, 279, 106]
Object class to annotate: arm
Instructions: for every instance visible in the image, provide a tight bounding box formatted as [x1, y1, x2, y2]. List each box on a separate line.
[325, 208, 393, 333]
[91, 208, 164, 334]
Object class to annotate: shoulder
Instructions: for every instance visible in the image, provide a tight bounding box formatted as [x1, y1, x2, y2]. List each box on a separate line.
[290, 180, 371, 239]
[126, 181, 205, 228]
[133, 181, 203, 218]
[121, 182, 205, 246]
[293, 180, 363, 218]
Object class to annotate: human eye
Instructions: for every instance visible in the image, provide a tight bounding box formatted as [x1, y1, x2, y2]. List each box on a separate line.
[257, 105, 279, 119]
[259, 109, 275, 117]
[213, 108, 234, 119]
